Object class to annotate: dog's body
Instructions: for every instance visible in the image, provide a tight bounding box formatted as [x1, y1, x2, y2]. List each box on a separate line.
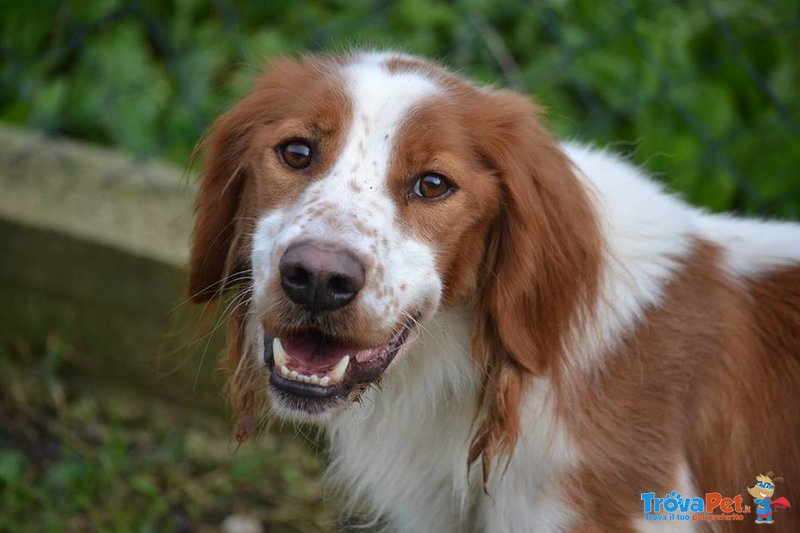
[189, 52, 800, 532]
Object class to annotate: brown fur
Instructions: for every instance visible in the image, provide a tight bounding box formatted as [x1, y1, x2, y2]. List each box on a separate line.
[384, 58, 602, 477]
[188, 55, 351, 301]
[388, 92, 502, 305]
[466, 91, 602, 477]
[225, 300, 265, 443]
[190, 53, 800, 530]
[563, 240, 800, 531]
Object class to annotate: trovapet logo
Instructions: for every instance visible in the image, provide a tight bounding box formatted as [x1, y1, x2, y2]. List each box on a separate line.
[641, 471, 792, 525]
[746, 472, 792, 525]
[641, 490, 748, 524]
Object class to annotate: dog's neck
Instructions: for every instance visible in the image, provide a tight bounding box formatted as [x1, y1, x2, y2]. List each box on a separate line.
[324, 305, 582, 531]
[324, 307, 480, 526]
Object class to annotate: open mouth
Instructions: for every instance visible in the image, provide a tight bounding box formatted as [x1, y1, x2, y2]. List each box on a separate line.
[264, 316, 417, 414]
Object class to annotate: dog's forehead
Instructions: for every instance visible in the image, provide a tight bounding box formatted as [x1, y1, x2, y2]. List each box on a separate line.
[311, 56, 441, 199]
[342, 55, 441, 147]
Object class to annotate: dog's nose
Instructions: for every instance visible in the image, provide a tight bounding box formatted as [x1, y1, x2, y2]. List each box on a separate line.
[279, 241, 366, 312]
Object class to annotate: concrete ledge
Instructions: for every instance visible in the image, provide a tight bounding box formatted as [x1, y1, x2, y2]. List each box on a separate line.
[0, 125, 195, 266]
[0, 125, 226, 411]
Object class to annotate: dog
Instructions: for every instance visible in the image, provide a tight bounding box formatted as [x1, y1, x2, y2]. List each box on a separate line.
[188, 51, 800, 532]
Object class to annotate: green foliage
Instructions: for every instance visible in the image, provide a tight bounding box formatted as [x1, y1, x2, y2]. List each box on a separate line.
[1, 0, 798, 216]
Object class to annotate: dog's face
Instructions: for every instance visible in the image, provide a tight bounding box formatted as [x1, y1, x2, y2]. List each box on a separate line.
[189, 52, 598, 435]
[243, 56, 502, 420]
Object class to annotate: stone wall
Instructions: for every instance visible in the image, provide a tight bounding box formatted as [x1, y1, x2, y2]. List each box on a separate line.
[0, 125, 226, 412]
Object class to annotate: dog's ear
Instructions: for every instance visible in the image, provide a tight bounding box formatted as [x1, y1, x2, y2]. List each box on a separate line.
[188, 90, 267, 302]
[469, 91, 601, 477]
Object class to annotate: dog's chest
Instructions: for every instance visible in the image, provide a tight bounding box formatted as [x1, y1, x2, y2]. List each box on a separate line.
[327, 382, 479, 531]
[324, 310, 578, 532]
[325, 309, 480, 530]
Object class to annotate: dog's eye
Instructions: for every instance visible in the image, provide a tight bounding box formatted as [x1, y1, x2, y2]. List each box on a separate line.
[412, 173, 453, 200]
[279, 141, 313, 169]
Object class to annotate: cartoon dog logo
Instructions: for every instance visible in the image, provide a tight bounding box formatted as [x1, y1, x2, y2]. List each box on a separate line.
[747, 472, 791, 524]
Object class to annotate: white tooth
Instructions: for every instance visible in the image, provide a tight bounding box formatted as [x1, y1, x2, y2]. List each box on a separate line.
[273, 337, 289, 367]
[280, 365, 289, 377]
[289, 370, 299, 380]
[309, 374, 320, 385]
[329, 355, 350, 383]
[301, 375, 310, 383]
[320, 376, 331, 386]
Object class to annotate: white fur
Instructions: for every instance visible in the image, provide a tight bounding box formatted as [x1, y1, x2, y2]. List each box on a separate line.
[694, 213, 800, 278]
[249, 57, 445, 423]
[241, 53, 800, 531]
[328, 308, 581, 532]
[562, 142, 800, 374]
[634, 463, 703, 533]
[562, 142, 694, 373]
[250, 58, 442, 342]
[327, 308, 481, 531]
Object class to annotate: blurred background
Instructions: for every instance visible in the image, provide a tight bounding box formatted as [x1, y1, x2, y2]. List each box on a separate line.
[0, 0, 798, 531]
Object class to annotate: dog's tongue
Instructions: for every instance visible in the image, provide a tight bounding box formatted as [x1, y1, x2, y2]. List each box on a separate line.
[280, 333, 389, 373]
[282, 333, 354, 370]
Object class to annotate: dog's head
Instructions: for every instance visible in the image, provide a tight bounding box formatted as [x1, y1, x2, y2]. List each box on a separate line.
[189, 52, 599, 463]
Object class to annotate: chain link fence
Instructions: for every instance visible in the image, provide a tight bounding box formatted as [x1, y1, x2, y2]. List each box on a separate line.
[2, 0, 798, 216]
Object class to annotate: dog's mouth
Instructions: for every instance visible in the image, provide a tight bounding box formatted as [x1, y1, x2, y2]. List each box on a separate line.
[264, 316, 417, 415]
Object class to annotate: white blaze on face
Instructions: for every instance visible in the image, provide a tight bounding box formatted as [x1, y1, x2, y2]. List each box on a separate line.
[251, 53, 444, 334]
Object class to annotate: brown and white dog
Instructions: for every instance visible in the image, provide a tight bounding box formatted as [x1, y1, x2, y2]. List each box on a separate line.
[188, 51, 800, 532]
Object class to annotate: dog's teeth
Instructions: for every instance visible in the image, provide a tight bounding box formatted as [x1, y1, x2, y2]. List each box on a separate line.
[273, 345, 348, 386]
[273, 337, 289, 367]
[330, 355, 350, 384]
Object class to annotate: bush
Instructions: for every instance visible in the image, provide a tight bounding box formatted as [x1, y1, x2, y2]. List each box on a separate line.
[2, 0, 798, 216]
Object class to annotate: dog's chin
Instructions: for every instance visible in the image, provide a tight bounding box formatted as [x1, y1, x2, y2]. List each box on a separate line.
[263, 314, 419, 422]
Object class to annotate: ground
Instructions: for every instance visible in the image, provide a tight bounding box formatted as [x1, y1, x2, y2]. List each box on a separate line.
[0, 336, 340, 532]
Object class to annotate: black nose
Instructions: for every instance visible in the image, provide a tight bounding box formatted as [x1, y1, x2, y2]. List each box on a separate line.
[279, 241, 366, 312]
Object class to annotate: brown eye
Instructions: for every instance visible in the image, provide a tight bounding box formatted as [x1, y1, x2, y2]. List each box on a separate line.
[412, 173, 453, 200]
[279, 141, 313, 169]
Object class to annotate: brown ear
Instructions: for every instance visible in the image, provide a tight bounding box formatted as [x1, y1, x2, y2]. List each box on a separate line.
[469, 92, 602, 477]
[188, 92, 265, 302]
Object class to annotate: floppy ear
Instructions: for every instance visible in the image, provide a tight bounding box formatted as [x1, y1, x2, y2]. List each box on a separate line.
[469, 91, 602, 477]
[188, 93, 265, 302]
[189, 88, 285, 442]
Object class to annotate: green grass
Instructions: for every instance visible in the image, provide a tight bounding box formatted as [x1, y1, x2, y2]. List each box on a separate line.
[0, 339, 338, 532]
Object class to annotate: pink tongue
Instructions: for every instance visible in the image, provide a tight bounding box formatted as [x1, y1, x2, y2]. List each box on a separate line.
[282, 333, 354, 371]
